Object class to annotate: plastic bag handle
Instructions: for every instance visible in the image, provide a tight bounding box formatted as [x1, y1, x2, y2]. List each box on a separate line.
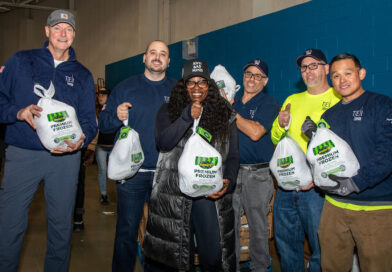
[192, 107, 203, 134]
[34, 81, 55, 99]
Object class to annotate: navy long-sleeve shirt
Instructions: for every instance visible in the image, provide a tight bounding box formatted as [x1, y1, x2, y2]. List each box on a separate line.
[99, 74, 176, 169]
[322, 91, 392, 205]
[0, 42, 97, 149]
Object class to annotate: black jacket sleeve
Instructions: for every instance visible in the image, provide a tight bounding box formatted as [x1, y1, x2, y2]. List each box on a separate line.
[155, 103, 193, 152]
[223, 121, 240, 193]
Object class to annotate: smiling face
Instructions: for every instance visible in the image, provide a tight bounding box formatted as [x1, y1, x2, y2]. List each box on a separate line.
[45, 23, 75, 54]
[143, 41, 170, 76]
[186, 76, 209, 103]
[330, 59, 366, 102]
[243, 66, 268, 95]
[300, 56, 329, 91]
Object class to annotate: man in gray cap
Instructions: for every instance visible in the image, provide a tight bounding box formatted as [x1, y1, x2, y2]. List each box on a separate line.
[0, 9, 97, 272]
[231, 59, 279, 272]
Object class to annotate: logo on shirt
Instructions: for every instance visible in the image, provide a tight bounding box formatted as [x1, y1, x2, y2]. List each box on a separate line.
[164, 96, 170, 103]
[322, 101, 331, 110]
[65, 75, 74, 87]
[352, 107, 363, 121]
[249, 108, 257, 119]
[0, 65, 5, 73]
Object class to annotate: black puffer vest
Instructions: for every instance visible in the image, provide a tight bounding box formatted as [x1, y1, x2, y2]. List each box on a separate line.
[143, 118, 236, 271]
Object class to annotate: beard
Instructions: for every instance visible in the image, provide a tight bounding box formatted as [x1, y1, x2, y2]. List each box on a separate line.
[145, 59, 167, 74]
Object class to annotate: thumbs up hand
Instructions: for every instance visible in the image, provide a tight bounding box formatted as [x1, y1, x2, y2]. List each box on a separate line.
[278, 103, 291, 128]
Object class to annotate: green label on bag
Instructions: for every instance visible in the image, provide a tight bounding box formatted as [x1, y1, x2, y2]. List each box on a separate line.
[317, 119, 330, 129]
[277, 156, 293, 168]
[195, 156, 218, 169]
[197, 127, 212, 142]
[131, 152, 143, 163]
[216, 80, 226, 89]
[283, 180, 300, 186]
[47, 111, 68, 122]
[118, 126, 130, 140]
[313, 140, 335, 155]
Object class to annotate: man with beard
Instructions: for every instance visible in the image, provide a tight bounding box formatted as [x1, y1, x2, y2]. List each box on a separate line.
[99, 40, 176, 272]
[270, 49, 341, 271]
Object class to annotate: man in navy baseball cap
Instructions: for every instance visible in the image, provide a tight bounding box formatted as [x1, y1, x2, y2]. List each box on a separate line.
[296, 48, 327, 66]
[231, 57, 279, 271]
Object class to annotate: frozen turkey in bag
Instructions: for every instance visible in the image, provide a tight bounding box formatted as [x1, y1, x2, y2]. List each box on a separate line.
[108, 120, 144, 181]
[34, 82, 83, 150]
[270, 132, 312, 191]
[210, 64, 241, 102]
[178, 115, 223, 197]
[307, 126, 360, 187]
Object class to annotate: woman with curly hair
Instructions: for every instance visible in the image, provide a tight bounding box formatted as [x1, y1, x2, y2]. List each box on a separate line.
[143, 59, 240, 272]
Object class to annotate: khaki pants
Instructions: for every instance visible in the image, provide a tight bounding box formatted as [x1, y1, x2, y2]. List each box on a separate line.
[318, 200, 392, 271]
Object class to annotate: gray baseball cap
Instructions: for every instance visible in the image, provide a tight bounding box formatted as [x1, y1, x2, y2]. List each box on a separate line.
[47, 10, 75, 30]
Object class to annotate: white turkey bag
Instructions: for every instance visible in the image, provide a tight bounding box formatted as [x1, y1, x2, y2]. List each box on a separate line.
[270, 133, 312, 191]
[307, 127, 360, 187]
[108, 120, 144, 181]
[210, 64, 241, 102]
[34, 82, 83, 150]
[178, 116, 223, 197]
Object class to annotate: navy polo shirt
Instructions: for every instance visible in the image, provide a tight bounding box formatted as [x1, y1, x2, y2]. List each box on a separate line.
[233, 90, 279, 164]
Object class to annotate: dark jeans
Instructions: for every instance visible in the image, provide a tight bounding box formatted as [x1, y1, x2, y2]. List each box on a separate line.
[273, 188, 324, 272]
[112, 171, 154, 272]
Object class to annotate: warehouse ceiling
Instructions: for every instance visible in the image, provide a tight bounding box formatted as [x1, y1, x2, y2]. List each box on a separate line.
[0, 0, 60, 13]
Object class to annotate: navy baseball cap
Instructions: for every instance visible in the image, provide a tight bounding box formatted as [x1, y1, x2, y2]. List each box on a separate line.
[243, 59, 268, 77]
[296, 48, 327, 66]
[97, 88, 111, 95]
[183, 59, 210, 81]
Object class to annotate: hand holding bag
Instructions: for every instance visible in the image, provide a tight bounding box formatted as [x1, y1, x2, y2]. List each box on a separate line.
[307, 122, 360, 187]
[107, 120, 144, 181]
[269, 115, 313, 191]
[34, 82, 83, 150]
[178, 114, 223, 197]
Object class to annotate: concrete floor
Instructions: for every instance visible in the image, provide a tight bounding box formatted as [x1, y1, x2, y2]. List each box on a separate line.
[1, 162, 283, 272]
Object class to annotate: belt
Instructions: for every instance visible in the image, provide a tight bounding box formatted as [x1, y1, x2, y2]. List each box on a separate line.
[239, 162, 269, 171]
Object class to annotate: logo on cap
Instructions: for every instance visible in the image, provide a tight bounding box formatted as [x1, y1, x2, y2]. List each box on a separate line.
[306, 49, 312, 55]
[254, 59, 260, 65]
[192, 61, 203, 73]
[60, 13, 69, 19]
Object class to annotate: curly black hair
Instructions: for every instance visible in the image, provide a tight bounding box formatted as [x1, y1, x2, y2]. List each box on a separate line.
[168, 79, 231, 143]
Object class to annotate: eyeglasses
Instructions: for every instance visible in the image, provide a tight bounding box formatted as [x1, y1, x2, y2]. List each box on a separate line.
[298, 62, 326, 72]
[244, 71, 267, 81]
[185, 79, 209, 88]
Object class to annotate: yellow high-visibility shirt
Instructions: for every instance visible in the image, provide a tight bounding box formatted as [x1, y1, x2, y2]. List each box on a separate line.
[271, 87, 341, 153]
